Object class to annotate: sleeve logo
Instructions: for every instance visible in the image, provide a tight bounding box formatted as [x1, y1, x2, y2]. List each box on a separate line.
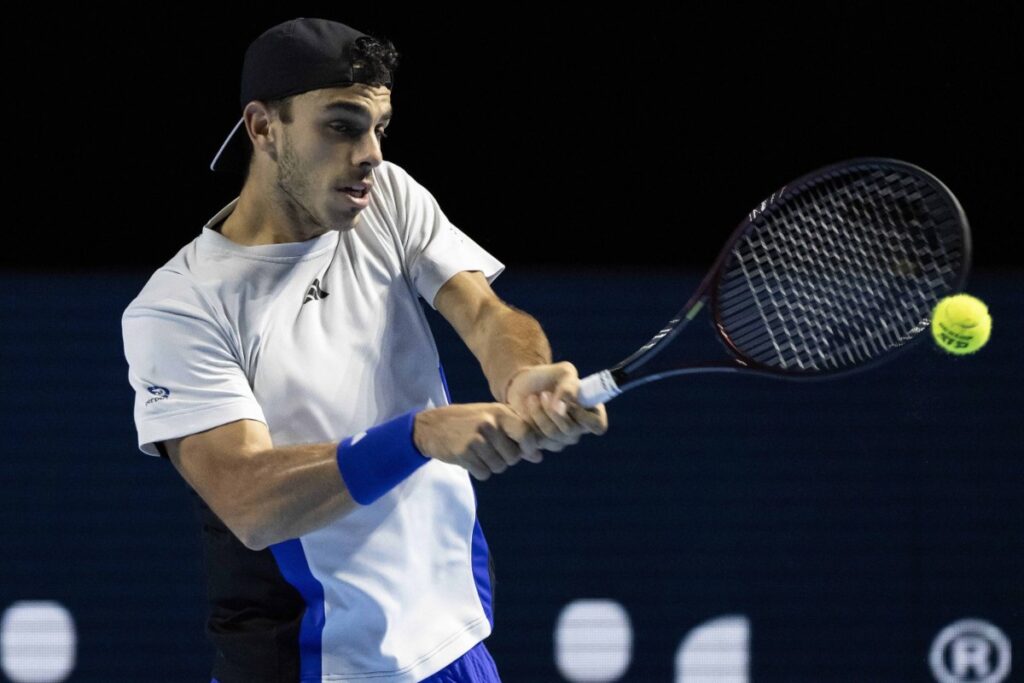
[145, 385, 171, 405]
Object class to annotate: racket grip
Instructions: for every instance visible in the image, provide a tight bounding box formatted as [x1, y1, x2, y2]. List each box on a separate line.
[577, 370, 622, 408]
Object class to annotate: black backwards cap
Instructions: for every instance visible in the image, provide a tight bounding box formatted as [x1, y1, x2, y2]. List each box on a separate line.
[210, 17, 394, 172]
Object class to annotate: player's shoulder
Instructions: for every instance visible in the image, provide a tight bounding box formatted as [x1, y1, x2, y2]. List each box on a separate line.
[121, 257, 216, 326]
[373, 159, 431, 195]
[371, 160, 442, 221]
[374, 158, 405, 181]
[120, 269, 234, 360]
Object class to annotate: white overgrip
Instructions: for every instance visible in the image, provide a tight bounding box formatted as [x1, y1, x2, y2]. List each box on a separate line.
[577, 370, 622, 408]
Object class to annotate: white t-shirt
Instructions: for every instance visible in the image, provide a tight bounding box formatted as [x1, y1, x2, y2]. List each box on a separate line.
[121, 160, 504, 682]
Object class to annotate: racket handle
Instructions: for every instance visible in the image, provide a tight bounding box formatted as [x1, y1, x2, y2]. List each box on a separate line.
[577, 370, 622, 408]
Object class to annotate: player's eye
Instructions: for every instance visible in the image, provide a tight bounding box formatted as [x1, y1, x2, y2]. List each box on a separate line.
[328, 123, 388, 141]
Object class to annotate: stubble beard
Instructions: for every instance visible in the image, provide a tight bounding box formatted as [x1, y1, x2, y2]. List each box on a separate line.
[275, 129, 338, 235]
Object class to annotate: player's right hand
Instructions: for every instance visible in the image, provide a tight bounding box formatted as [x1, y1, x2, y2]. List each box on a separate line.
[413, 403, 543, 480]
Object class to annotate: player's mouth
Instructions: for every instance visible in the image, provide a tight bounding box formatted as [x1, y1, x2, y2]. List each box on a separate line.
[337, 183, 371, 208]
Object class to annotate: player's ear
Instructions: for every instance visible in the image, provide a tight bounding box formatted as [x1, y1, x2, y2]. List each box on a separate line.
[244, 101, 278, 162]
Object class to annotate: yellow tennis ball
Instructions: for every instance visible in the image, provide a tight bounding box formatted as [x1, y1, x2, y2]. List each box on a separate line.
[931, 294, 992, 355]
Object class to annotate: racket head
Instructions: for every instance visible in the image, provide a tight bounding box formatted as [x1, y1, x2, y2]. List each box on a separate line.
[708, 157, 971, 380]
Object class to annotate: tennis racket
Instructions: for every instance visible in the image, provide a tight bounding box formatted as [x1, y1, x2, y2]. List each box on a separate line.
[576, 157, 971, 408]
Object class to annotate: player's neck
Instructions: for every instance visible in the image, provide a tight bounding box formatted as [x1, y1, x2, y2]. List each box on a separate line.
[220, 180, 321, 246]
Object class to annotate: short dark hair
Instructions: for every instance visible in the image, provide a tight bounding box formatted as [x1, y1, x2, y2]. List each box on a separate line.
[243, 34, 399, 180]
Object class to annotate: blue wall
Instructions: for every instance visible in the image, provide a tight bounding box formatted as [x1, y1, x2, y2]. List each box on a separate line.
[1, 269, 1020, 681]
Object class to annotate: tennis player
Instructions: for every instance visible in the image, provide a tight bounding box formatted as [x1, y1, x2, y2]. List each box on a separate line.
[120, 17, 607, 683]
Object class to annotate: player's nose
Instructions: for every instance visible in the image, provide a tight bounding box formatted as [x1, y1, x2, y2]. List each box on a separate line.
[352, 131, 384, 167]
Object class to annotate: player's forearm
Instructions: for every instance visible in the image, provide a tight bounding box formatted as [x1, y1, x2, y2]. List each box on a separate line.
[473, 303, 552, 402]
[232, 440, 359, 551]
[231, 411, 430, 550]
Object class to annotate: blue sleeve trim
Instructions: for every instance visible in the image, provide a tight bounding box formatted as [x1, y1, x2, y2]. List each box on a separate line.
[336, 409, 428, 505]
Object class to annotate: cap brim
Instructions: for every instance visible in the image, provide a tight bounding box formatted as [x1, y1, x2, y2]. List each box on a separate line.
[209, 116, 248, 173]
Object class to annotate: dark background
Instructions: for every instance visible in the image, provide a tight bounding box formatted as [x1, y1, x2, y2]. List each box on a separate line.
[5, 4, 1021, 272]
[2, 4, 1021, 682]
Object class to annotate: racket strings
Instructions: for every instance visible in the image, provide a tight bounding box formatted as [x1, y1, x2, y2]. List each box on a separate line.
[717, 165, 966, 371]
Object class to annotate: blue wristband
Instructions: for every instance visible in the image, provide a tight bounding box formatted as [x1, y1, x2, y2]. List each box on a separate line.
[336, 409, 429, 505]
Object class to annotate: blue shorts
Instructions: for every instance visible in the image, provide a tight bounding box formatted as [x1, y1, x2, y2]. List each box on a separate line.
[210, 640, 500, 683]
[419, 640, 501, 683]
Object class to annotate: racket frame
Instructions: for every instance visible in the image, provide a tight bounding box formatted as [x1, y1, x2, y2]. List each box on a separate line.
[580, 157, 972, 407]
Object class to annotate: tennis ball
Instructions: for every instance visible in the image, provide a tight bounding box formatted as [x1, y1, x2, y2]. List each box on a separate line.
[930, 294, 992, 355]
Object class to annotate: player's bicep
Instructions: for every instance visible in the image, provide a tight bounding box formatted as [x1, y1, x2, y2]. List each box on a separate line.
[162, 418, 273, 533]
[435, 270, 505, 346]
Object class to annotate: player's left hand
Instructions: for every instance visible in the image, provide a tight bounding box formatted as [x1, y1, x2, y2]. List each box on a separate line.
[503, 361, 608, 455]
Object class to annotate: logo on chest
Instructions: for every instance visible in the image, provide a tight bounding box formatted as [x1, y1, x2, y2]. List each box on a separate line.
[303, 277, 329, 305]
